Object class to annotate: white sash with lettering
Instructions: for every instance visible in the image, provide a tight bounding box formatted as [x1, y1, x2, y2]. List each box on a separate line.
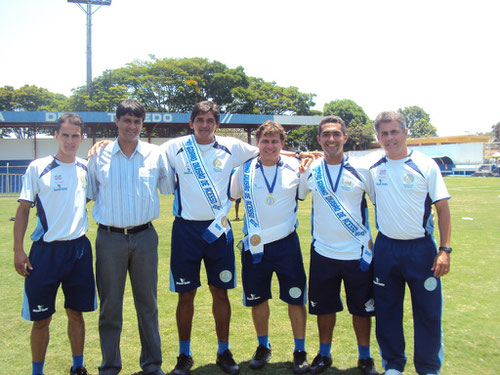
[182, 135, 231, 243]
[311, 161, 372, 269]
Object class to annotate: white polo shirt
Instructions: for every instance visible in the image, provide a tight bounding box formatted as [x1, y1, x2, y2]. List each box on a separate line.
[230, 155, 300, 240]
[19, 155, 88, 242]
[368, 150, 450, 240]
[299, 156, 372, 260]
[162, 135, 258, 221]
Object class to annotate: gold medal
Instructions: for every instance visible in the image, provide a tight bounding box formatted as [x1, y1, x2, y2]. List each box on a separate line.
[265, 195, 276, 206]
[250, 234, 261, 246]
[213, 159, 222, 168]
[221, 216, 227, 228]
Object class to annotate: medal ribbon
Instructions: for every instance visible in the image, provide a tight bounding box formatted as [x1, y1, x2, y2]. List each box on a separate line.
[257, 158, 279, 200]
[312, 158, 372, 270]
[182, 135, 231, 243]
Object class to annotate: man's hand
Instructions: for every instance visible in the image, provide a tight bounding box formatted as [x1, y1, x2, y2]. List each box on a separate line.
[14, 249, 32, 277]
[431, 250, 450, 278]
[87, 140, 111, 158]
[297, 151, 322, 173]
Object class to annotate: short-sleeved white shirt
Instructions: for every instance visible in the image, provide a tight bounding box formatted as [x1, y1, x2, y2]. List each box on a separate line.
[368, 150, 450, 240]
[19, 155, 88, 242]
[162, 135, 258, 220]
[87, 140, 174, 227]
[299, 157, 372, 260]
[230, 155, 300, 239]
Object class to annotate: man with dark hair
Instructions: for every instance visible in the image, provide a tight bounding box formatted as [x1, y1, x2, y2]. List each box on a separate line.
[368, 111, 451, 375]
[162, 100, 261, 375]
[299, 116, 378, 375]
[230, 120, 310, 374]
[87, 99, 174, 375]
[14, 113, 95, 375]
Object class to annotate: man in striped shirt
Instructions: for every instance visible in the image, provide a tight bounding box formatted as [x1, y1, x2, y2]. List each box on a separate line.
[87, 100, 174, 375]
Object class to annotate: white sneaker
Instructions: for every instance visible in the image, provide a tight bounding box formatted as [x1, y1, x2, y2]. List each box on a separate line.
[385, 370, 403, 375]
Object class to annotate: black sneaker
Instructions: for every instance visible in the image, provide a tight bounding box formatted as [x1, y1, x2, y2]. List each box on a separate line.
[216, 349, 240, 374]
[249, 344, 272, 369]
[70, 367, 88, 375]
[173, 353, 194, 375]
[357, 358, 379, 375]
[309, 353, 332, 374]
[292, 350, 310, 374]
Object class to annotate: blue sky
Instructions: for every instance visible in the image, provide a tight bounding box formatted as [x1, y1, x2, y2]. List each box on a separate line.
[1, 0, 499, 136]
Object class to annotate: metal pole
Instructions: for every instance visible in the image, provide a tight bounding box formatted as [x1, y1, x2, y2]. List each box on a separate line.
[87, 2, 92, 96]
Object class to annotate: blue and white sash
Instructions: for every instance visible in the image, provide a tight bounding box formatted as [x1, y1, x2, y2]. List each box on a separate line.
[311, 159, 372, 270]
[182, 135, 231, 243]
[238, 158, 297, 264]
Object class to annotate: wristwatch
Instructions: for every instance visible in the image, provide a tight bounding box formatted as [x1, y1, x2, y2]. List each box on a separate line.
[439, 246, 452, 253]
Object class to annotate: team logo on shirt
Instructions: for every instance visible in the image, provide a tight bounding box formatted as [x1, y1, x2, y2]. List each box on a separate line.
[289, 287, 302, 299]
[341, 176, 353, 191]
[53, 174, 68, 191]
[403, 173, 414, 187]
[375, 170, 388, 186]
[184, 166, 193, 174]
[80, 176, 87, 188]
[219, 270, 232, 283]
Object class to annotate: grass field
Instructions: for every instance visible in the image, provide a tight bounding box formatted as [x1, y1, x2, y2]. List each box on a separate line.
[1, 176, 499, 375]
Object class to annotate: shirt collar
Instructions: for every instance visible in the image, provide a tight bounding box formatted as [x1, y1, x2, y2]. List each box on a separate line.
[111, 138, 143, 157]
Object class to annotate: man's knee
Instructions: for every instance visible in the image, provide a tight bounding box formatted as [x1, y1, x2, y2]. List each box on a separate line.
[33, 316, 52, 331]
[178, 289, 197, 305]
[66, 308, 84, 324]
[209, 286, 229, 302]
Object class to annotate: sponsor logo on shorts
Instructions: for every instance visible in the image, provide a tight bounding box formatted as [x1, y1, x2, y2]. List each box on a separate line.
[176, 278, 191, 286]
[310, 301, 317, 307]
[247, 294, 261, 301]
[289, 287, 302, 299]
[33, 305, 48, 313]
[219, 270, 232, 283]
[424, 277, 438, 291]
[365, 298, 375, 312]
[373, 277, 385, 287]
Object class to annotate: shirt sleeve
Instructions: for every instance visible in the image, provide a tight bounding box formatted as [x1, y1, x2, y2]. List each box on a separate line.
[230, 166, 243, 200]
[298, 168, 312, 200]
[18, 162, 38, 203]
[158, 149, 175, 195]
[232, 138, 259, 167]
[86, 155, 98, 201]
[427, 159, 450, 203]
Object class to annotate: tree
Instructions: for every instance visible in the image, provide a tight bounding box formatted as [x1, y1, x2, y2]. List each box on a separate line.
[398, 106, 436, 137]
[322, 99, 374, 150]
[285, 126, 320, 151]
[0, 85, 70, 138]
[411, 118, 437, 138]
[493, 122, 500, 141]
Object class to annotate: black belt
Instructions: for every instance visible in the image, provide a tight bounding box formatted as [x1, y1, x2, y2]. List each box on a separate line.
[99, 222, 152, 235]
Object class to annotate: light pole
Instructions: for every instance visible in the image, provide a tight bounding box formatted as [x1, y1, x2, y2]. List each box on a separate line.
[68, 0, 111, 97]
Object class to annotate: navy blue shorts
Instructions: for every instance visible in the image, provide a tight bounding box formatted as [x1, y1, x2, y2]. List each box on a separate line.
[241, 231, 307, 307]
[22, 235, 96, 321]
[308, 246, 374, 316]
[170, 217, 236, 292]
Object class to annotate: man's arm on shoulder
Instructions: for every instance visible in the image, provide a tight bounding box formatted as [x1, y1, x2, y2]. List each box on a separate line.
[13, 200, 33, 277]
[432, 199, 451, 278]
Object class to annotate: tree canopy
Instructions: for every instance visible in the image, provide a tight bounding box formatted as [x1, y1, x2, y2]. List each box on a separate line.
[398, 106, 437, 138]
[322, 99, 374, 150]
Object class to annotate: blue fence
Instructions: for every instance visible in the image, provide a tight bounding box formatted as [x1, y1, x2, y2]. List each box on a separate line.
[0, 160, 29, 195]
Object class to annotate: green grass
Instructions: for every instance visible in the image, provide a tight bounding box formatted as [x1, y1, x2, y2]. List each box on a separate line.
[1, 176, 499, 374]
